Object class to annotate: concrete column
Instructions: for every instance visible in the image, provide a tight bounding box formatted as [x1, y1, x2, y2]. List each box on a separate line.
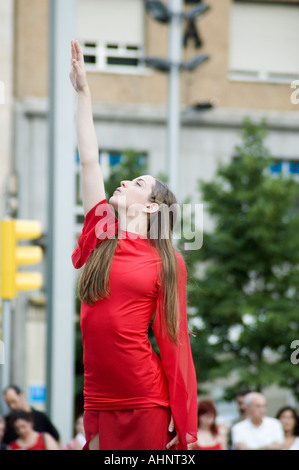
[0, 0, 14, 217]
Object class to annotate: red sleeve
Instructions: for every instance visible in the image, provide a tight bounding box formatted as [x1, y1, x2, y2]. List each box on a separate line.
[72, 199, 119, 269]
[152, 252, 198, 450]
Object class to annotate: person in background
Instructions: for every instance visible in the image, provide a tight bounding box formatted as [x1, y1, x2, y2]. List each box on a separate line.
[2, 385, 60, 446]
[62, 414, 86, 450]
[235, 387, 251, 423]
[189, 399, 228, 450]
[231, 392, 284, 450]
[227, 387, 252, 449]
[0, 416, 8, 450]
[276, 406, 299, 450]
[8, 410, 59, 450]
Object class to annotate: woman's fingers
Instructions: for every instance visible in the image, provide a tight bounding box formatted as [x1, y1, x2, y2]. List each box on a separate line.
[71, 39, 77, 61]
[167, 415, 179, 449]
[166, 434, 179, 450]
[75, 40, 84, 64]
[71, 39, 81, 62]
[168, 415, 174, 433]
[70, 40, 88, 92]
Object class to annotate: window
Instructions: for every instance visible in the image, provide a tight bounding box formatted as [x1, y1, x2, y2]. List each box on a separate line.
[269, 159, 299, 181]
[229, 1, 299, 83]
[77, 0, 146, 74]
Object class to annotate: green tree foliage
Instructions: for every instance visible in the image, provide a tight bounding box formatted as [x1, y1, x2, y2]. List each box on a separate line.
[181, 118, 299, 399]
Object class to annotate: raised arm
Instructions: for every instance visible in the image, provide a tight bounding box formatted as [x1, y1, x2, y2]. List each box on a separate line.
[70, 39, 106, 215]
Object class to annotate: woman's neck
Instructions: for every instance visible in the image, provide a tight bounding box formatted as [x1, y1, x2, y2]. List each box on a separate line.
[199, 424, 213, 432]
[119, 213, 148, 238]
[284, 430, 295, 439]
[19, 430, 38, 445]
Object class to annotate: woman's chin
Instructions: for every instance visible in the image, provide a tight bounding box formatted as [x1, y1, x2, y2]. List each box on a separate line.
[109, 195, 125, 212]
[109, 193, 128, 211]
[108, 195, 117, 208]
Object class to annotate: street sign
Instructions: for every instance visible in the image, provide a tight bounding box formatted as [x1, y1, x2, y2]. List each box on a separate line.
[28, 384, 46, 405]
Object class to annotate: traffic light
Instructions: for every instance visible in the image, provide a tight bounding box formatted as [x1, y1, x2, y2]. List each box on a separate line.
[0, 219, 43, 299]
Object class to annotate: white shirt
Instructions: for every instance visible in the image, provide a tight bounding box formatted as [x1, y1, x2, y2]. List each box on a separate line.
[289, 437, 299, 450]
[231, 417, 284, 450]
[76, 432, 86, 448]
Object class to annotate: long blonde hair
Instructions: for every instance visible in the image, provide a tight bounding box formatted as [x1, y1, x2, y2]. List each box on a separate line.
[78, 178, 180, 343]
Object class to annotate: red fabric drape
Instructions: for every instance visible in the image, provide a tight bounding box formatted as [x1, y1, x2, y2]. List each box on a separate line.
[153, 252, 198, 449]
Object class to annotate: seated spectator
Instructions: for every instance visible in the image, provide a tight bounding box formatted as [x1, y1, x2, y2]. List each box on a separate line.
[227, 387, 252, 449]
[62, 413, 86, 450]
[276, 406, 299, 450]
[189, 399, 228, 450]
[0, 415, 8, 450]
[234, 387, 251, 423]
[2, 384, 60, 446]
[231, 392, 284, 450]
[8, 410, 59, 450]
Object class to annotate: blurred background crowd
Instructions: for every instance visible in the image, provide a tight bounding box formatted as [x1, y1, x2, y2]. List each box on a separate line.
[0, 384, 298, 450]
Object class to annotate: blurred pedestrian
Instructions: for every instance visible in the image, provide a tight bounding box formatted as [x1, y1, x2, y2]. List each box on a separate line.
[62, 414, 86, 450]
[0, 416, 8, 450]
[69, 39, 197, 450]
[235, 387, 251, 423]
[8, 410, 59, 450]
[276, 406, 299, 450]
[2, 385, 60, 445]
[188, 399, 228, 450]
[231, 392, 284, 450]
[227, 387, 252, 449]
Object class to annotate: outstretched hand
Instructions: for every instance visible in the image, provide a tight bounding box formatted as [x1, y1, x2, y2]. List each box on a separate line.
[69, 39, 88, 93]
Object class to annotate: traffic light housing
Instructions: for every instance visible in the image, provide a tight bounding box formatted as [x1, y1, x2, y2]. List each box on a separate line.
[0, 219, 43, 299]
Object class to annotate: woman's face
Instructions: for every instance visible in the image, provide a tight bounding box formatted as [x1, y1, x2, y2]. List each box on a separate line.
[14, 418, 33, 438]
[109, 175, 156, 213]
[279, 410, 296, 434]
[198, 412, 215, 429]
[75, 416, 84, 435]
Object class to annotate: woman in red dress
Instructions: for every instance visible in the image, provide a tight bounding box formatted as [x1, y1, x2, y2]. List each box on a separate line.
[70, 40, 198, 451]
[8, 411, 59, 450]
[189, 400, 228, 450]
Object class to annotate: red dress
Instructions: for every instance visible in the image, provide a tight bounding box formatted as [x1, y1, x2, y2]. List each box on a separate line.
[192, 441, 222, 450]
[9, 433, 46, 450]
[72, 199, 198, 450]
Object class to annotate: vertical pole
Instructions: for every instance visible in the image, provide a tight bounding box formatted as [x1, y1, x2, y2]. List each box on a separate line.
[0, 299, 12, 414]
[167, 0, 183, 199]
[47, 0, 76, 445]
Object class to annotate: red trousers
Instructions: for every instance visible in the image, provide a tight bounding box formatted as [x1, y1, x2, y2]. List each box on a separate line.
[83, 407, 174, 450]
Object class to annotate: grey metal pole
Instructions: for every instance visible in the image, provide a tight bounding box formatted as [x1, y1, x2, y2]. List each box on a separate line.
[47, 0, 76, 445]
[167, 0, 183, 199]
